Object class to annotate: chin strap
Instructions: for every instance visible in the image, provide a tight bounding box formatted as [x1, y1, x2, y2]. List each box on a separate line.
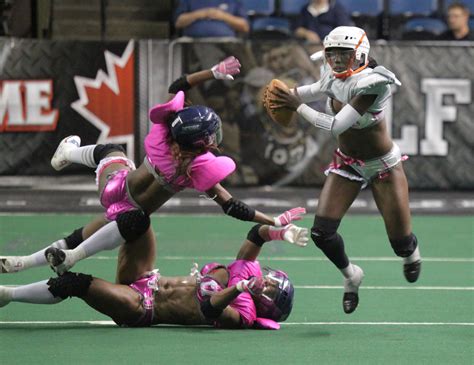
[333, 32, 368, 80]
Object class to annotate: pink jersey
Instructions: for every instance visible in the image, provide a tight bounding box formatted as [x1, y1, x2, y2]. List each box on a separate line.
[227, 260, 263, 327]
[144, 118, 236, 192]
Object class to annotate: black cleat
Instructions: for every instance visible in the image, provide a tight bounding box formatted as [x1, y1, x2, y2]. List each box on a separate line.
[44, 247, 67, 275]
[343, 292, 359, 314]
[404, 260, 421, 283]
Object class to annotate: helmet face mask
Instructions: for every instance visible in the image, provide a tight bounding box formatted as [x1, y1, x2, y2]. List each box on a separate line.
[323, 26, 370, 79]
[255, 267, 294, 322]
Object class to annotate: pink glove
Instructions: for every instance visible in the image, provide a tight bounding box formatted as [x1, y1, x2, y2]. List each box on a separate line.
[274, 207, 306, 226]
[235, 276, 265, 296]
[211, 56, 241, 80]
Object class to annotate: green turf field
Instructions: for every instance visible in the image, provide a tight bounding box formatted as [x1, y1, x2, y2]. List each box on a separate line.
[0, 214, 473, 364]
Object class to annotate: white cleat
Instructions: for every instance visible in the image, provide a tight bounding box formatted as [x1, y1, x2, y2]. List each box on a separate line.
[343, 264, 364, 314]
[51, 135, 81, 171]
[0, 256, 24, 273]
[0, 286, 12, 307]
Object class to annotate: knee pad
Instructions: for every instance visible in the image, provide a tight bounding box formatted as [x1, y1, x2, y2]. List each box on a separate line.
[64, 227, 84, 249]
[311, 216, 341, 249]
[116, 210, 150, 242]
[47, 272, 93, 299]
[390, 233, 417, 258]
[246, 224, 264, 247]
[93, 144, 125, 164]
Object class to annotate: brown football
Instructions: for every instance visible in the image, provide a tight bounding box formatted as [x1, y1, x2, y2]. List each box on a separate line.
[263, 79, 295, 127]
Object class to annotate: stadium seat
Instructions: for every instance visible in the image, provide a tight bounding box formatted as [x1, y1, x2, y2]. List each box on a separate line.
[279, 0, 309, 16]
[444, 0, 474, 14]
[401, 17, 447, 40]
[241, 0, 275, 16]
[337, 0, 384, 17]
[388, 0, 437, 17]
[251, 17, 291, 39]
[470, 17, 474, 29]
[337, 0, 384, 39]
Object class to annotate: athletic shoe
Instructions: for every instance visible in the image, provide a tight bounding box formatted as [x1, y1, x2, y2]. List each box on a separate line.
[44, 247, 73, 275]
[50, 135, 81, 171]
[0, 286, 12, 307]
[404, 260, 421, 283]
[0, 256, 24, 273]
[342, 264, 364, 314]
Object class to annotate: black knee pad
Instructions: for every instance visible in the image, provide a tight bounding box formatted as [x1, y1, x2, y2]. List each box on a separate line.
[116, 210, 150, 242]
[64, 227, 84, 249]
[246, 224, 265, 247]
[47, 272, 93, 299]
[390, 233, 417, 258]
[311, 216, 341, 249]
[93, 144, 125, 164]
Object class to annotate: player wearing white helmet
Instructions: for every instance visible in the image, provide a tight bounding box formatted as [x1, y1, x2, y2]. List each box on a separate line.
[269, 26, 421, 314]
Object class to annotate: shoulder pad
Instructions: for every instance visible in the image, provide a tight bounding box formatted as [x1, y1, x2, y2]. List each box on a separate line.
[355, 67, 401, 94]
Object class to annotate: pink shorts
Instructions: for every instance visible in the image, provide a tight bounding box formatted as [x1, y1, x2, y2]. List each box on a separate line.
[100, 169, 139, 221]
[122, 271, 160, 327]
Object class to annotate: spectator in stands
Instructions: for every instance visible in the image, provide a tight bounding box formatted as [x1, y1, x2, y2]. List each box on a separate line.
[294, 0, 352, 43]
[174, 0, 249, 38]
[437, 2, 474, 40]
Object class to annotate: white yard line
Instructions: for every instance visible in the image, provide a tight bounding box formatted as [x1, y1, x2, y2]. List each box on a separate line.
[89, 255, 474, 263]
[0, 320, 472, 327]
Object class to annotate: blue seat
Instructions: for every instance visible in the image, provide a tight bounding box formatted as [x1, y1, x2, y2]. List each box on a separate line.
[337, 0, 384, 17]
[404, 17, 447, 34]
[279, 0, 309, 16]
[389, 0, 437, 17]
[444, 0, 474, 14]
[251, 17, 291, 38]
[470, 17, 474, 29]
[241, 0, 275, 16]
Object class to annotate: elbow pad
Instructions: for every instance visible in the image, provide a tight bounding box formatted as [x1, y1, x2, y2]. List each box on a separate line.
[168, 74, 191, 94]
[200, 298, 223, 319]
[297, 103, 361, 137]
[222, 198, 256, 221]
[246, 224, 265, 247]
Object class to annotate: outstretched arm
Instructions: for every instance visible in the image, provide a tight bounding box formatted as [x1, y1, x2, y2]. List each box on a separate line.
[206, 184, 306, 226]
[236, 224, 308, 261]
[168, 56, 241, 96]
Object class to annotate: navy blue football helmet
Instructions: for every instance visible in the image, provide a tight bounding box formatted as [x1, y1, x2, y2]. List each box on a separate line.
[255, 267, 294, 322]
[170, 105, 222, 148]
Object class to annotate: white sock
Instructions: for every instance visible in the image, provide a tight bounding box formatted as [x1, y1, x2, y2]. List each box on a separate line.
[2, 239, 68, 272]
[68, 145, 97, 168]
[340, 263, 355, 279]
[23, 239, 69, 269]
[67, 221, 125, 265]
[11, 280, 62, 304]
[404, 246, 421, 264]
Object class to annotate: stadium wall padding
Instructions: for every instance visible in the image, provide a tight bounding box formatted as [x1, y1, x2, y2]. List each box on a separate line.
[1, 38, 473, 189]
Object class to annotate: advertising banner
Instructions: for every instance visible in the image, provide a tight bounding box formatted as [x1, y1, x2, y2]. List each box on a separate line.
[0, 38, 135, 175]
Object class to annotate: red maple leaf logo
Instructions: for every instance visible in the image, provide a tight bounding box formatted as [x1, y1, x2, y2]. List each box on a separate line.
[71, 41, 135, 158]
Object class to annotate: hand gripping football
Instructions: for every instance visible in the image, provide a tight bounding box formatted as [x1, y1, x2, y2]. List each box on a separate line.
[262, 79, 295, 127]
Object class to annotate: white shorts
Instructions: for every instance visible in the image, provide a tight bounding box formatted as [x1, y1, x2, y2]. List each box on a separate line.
[325, 143, 406, 189]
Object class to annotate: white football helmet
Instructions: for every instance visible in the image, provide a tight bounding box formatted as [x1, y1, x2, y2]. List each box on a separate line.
[323, 26, 370, 79]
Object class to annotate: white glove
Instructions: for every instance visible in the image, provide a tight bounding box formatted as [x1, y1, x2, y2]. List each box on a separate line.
[211, 56, 241, 80]
[269, 224, 309, 247]
[189, 262, 201, 278]
[235, 276, 265, 296]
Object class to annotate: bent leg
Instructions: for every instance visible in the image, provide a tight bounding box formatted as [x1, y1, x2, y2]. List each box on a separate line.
[371, 165, 421, 281]
[313, 173, 361, 269]
[314, 173, 365, 313]
[116, 226, 156, 285]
